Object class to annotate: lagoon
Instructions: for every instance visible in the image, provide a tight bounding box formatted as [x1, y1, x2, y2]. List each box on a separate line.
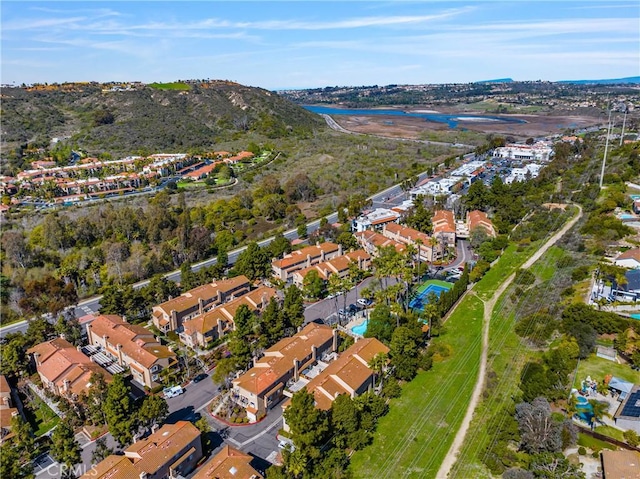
[303, 105, 527, 128]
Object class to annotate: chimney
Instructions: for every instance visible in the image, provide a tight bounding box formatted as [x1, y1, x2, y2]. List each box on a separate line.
[117, 344, 123, 364]
[122, 315, 127, 323]
[293, 359, 299, 381]
[151, 423, 160, 434]
[332, 329, 338, 352]
[63, 379, 71, 392]
[338, 244, 343, 256]
[198, 298, 204, 315]
[33, 352, 41, 367]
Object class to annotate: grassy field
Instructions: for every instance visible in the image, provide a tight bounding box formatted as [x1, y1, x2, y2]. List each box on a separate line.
[25, 396, 60, 436]
[350, 294, 485, 478]
[148, 81, 191, 91]
[573, 354, 640, 387]
[350, 238, 548, 478]
[577, 433, 617, 451]
[435, 235, 580, 478]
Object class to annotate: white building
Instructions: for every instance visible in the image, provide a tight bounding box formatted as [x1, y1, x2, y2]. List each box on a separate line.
[494, 142, 553, 162]
[504, 163, 543, 184]
[353, 208, 401, 232]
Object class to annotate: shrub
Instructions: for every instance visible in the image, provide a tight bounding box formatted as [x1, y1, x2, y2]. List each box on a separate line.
[624, 429, 639, 447]
[577, 446, 586, 455]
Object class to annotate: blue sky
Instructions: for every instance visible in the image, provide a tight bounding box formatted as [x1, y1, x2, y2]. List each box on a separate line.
[2, 1, 639, 89]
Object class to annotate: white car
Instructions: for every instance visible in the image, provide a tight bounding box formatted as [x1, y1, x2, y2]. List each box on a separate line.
[163, 386, 184, 398]
[357, 298, 372, 307]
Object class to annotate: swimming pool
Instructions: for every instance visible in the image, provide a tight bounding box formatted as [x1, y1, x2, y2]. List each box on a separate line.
[575, 396, 594, 423]
[631, 313, 640, 320]
[350, 319, 369, 336]
[409, 280, 453, 312]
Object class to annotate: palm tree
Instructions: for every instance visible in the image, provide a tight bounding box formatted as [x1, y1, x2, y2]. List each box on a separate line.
[588, 399, 610, 429]
[369, 352, 388, 390]
[286, 448, 307, 478]
[565, 394, 577, 419]
[414, 238, 424, 281]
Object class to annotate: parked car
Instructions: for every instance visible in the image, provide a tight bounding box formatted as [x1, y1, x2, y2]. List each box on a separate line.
[338, 309, 347, 317]
[347, 304, 358, 314]
[357, 298, 372, 307]
[193, 373, 208, 383]
[163, 386, 184, 398]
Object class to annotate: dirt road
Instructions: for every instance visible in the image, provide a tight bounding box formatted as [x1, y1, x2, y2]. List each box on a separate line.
[436, 204, 583, 479]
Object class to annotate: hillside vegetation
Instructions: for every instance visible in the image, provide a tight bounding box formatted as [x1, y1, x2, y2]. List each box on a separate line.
[1, 81, 324, 173]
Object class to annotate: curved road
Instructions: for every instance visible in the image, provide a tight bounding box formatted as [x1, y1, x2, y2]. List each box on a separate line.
[436, 204, 583, 479]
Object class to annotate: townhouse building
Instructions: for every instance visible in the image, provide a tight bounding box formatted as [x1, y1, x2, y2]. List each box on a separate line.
[467, 210, 497, 238]
[355, 230, 405, 257]
[192, 445, 263, 479]
[87, 315, 177, 388]
[0, 375, 20, 444]
[180, 286, 277, 349]
[83, 421, 202, 479]
[282, 338, 389, 432]
[232, 322, 337, 422]
[272, 242, 342, 282]
[27, 338, 112, 399]
[432, 210, 456, 248]
[382, 223, 437, 262]
[152, 276, 251, 333]
[291, 250, 371, 288]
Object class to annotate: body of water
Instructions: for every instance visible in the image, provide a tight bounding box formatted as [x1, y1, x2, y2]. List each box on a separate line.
[350, 319, 369, 336]
[304, 105, 527, 128]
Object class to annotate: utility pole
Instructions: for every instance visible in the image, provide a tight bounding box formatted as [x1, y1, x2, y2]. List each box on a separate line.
[599, 107, 613, 190]
[620, 107, 628, 147]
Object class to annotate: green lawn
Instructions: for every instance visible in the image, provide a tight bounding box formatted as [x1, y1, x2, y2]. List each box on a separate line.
[573, 354, 640, 388]
[25, 396, 60, 436]
[474, 242, 540, 301]
[594, 425, 626, 441]
[350, 294, 485, 478]
[577, 433, 617, 451]
[533, 246, 565, 282]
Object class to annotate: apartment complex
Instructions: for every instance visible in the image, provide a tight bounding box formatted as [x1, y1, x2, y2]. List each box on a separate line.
[382, 223, 437, 262]
[27, 338, 112, 398]
[355, 230, 405, 256]
[272, 242, 342, 282]
[232, 322, 337, 422]
[0, 375, 19, 444]
[83, 421, 202, 479]
[180, 286, 278, 349]
[152, 276, 251, 333]
[467, 210, 497, 238]
[192, 445, 263, 479]
[432, 210, 456, 247]
[282, 338, 389, 432]
[87, 315, 177, 388]
[291, 250, 371, 288]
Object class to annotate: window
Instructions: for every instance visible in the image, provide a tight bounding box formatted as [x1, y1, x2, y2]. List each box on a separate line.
[151, 365, 159, 372]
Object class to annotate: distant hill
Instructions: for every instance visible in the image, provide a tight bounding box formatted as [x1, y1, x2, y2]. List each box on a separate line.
[0, 81, 324, 160]
[559, 76, 640, 85]
[475, 78, 514, 83]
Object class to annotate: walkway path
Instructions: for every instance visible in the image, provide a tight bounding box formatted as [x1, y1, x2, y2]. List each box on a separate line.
[436, 204, 583, 479]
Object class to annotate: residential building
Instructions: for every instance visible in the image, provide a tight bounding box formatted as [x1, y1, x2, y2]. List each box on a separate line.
[180, 286, 278, 349]
[467, 210, 497, 238]
[27, 338, 112, 399]
[82, 421, 202, 479]
[282, 338, 389, 431]
[0, 375, 19, 444]
[614, 385, 640, 433]
[611, 270, 640, 302]
[504, 163, 543, 184]
[272, 242, 342, 282]
[355, 230, 405, 257]
[192, 445, 263, 479]
[600, 450, 640, 479]
[382, 223, 436, 262]
[291, 250, 371, 288]
[152, 276, 251, 333]
[614, 249, 640, 269]
[352, 208, 401, 233]
[87, 315, 177, 388]
[432, 210, 456, 247]
[232, 322, 337, 422]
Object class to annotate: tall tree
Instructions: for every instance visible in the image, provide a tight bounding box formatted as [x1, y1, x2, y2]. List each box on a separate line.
[283, 389, 329, 464]
[303, 270, 325, 300]
[90, 437, 113, 464]
[50, 422, 81, 476]
[104, 375, 136, 446]
[234, 242, 270, 280]
[282, 286, 305, 330]
[137, 394, 169, 431]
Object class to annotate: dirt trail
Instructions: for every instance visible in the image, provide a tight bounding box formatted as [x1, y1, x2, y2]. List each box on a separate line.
[436, 205, 583, 479]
